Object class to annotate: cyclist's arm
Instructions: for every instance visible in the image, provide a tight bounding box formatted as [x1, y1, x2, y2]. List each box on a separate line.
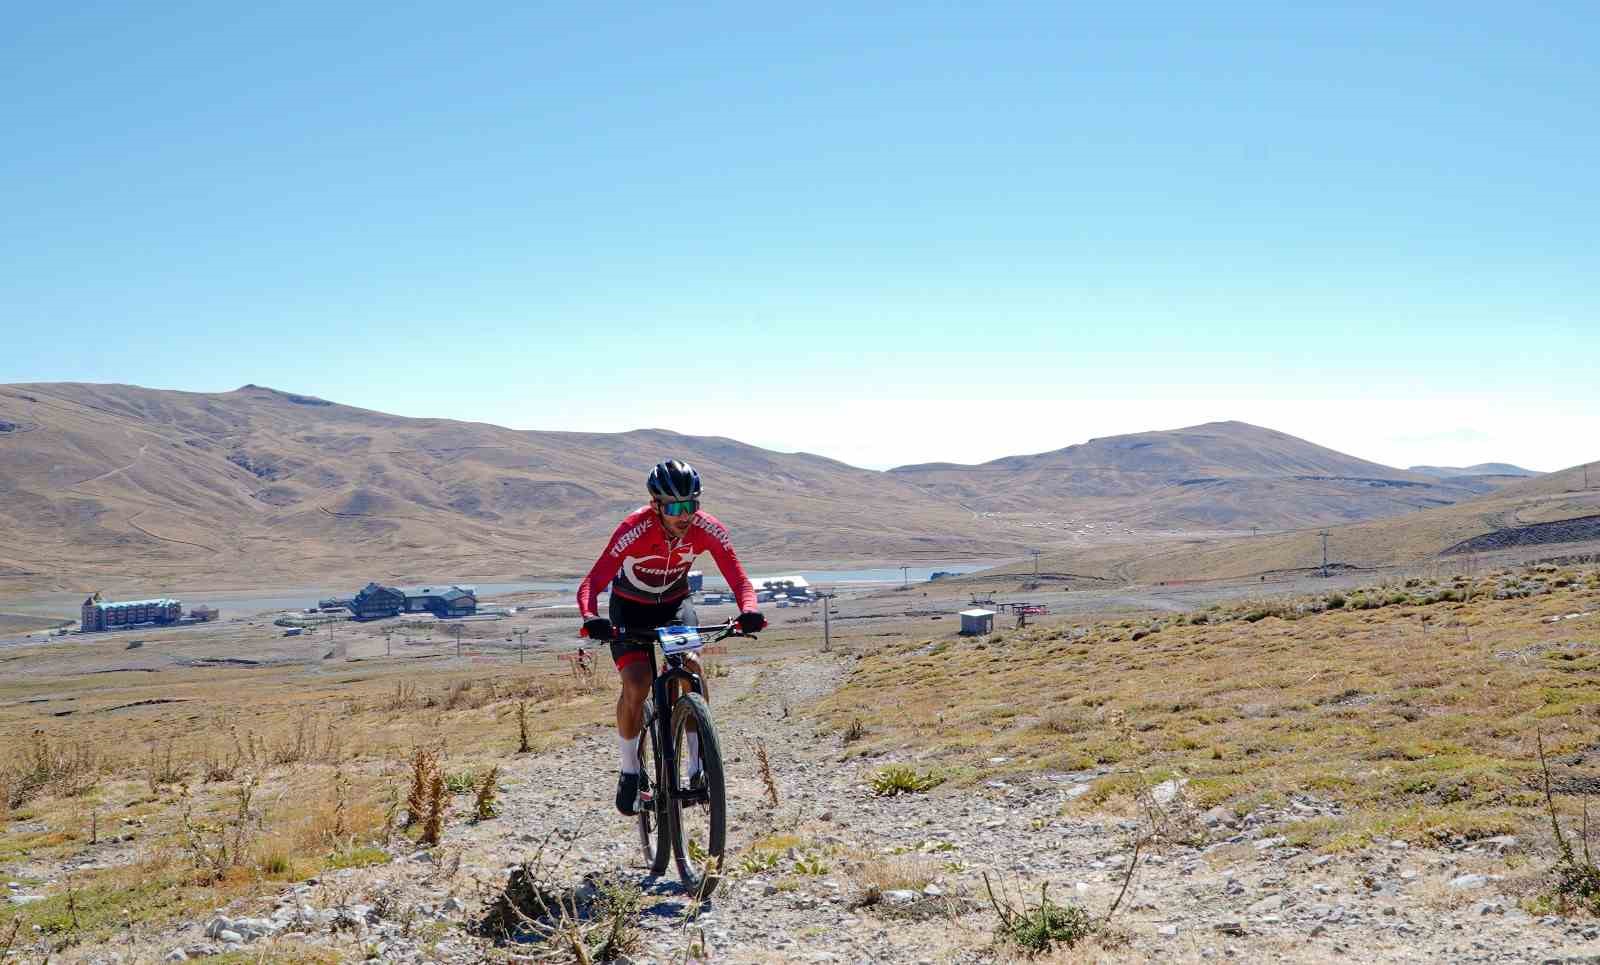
[576, 516, 637, 619]
[694, 514, 759, 613]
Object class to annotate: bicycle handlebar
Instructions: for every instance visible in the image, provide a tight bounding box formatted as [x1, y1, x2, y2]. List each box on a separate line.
[609, 618, 749, 644]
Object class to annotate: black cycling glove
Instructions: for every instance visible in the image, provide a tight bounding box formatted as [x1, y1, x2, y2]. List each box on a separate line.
[583, 617, 614, 641]
[737, 610, 767, 634]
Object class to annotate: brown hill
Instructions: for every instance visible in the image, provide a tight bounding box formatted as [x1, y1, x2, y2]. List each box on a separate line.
[987, 460, 1600, 585]
[889, 421, 1501, 528]
[0, 383, 1024, 594]
[3, 385, 1566, 597]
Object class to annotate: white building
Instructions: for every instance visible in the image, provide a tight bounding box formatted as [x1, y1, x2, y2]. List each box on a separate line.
[959, 609, 996, 635]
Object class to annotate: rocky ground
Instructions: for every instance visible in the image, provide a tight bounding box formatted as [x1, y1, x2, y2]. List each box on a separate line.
[26, 654, 1600, 964]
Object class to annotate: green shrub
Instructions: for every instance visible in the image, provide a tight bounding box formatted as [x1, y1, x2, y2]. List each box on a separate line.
[1325, 594, 1347, 609]
[986, 878, 1096, 954]
[870, 765, 945, 797]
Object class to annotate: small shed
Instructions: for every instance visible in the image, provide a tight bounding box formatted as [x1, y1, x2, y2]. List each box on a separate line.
[959, 608, 996, 635]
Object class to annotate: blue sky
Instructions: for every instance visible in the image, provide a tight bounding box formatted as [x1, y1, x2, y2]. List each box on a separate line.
[3, 2, 1596, 471]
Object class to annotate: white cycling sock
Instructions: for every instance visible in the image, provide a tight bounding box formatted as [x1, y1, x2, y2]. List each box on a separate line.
[686, 733, 701, 775]
[619, 734, 640, 775]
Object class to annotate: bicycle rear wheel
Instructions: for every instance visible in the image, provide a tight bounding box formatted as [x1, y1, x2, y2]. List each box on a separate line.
[636, 701, 671, 874]
[667, 693, 726, 898]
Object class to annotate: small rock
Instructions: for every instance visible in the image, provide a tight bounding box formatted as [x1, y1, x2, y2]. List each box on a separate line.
[442, 897, 465, 913]
[1151, 779, 1188, 805]
[1246, 895, 1283, 915]
[1309, 924, 1327, 937]
[203, 918, 234, 939]
[1449, 874, 1489, 889]
[217, 929, 244, 944]
[1201, 806, 1236, 828]
[883, 890, 918, 905]
[1309, 854, 1333, 868]
[1481, 835, 1519, 855]
[1253, 836, 1286, 851]
[922, 883, 943, 897]
[163, 950, 188, 963]
[1214, 920, 1247, 936]
[410, 850, 435, 864]
[1158, 924, 1179, 937]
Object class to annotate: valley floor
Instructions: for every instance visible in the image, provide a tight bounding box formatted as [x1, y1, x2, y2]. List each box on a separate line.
[5, 565, 1600, 963]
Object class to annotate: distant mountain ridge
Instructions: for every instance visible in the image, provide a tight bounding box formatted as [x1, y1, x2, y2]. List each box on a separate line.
[0, 382, 1008, 594]
[887, 421, 1510, 528]
[1408, 463, 1540, 479]
[992, 459, 1600, 585]
[0, 385, 1537, 593]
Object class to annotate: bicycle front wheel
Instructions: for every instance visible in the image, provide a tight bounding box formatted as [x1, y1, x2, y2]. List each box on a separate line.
[636, 701, 672, 874]
[668, 693, 727, 898]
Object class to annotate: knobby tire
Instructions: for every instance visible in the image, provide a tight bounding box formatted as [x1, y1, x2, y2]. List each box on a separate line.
[668, 692, 726, 899]
[636, 700, 672, 874]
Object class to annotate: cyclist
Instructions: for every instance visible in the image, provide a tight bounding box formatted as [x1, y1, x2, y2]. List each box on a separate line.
[577, 459, 765, 815]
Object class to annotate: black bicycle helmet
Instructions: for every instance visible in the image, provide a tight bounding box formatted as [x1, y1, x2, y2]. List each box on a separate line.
[647, 459, 702, 500]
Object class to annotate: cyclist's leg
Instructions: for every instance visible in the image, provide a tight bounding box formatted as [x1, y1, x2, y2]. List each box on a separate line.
[609, 596, 658, 814]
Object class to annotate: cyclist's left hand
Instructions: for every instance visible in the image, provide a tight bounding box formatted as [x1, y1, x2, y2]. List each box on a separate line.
[737, 610, 766, 634]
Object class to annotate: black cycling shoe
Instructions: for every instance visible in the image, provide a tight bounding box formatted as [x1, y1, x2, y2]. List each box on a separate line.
[616, 771, 640, 816]
[687, 770, 707, 799]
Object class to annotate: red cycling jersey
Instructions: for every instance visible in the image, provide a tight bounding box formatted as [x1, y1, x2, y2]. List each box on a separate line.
[577, 505, 759, 620]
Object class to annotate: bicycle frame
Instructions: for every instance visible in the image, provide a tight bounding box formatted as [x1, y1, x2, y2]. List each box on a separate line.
[623, 620, 739, 808]
[649, 649, 712, 806]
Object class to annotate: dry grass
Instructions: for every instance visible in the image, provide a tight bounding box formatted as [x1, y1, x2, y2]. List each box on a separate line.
[474, 766, 500, 822]
[754, 739, 780, 808]
[848, 853, 942, 895]
[405, 748, 438, 829]
[822, 566, 1600, 849]
[0, 644, 613, 955]
[420, 774, 446, 846]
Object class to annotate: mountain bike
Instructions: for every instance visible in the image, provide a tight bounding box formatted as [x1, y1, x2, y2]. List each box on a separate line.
[615, 619, 747, 899]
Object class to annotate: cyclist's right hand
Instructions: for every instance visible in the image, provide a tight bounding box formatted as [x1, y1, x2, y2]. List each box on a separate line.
[582, 617, 614, 641]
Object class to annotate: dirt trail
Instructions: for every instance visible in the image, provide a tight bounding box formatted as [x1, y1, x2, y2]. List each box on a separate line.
[77, 654, 1600, 963]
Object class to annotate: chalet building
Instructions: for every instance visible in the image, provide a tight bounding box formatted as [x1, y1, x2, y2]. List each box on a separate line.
[347, 583, 475, 620]
[80, 593, 182, 632]
[350, 583, 406, 620]
[400, 585, 477, 618]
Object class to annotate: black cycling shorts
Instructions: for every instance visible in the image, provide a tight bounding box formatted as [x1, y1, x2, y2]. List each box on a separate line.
[608, 594, 698, 670]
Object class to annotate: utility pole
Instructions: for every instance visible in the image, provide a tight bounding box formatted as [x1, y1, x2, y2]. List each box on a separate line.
[821, 592, 833, 652]
[514, 627, 528, 664]
[1319, 531, 1330, 578]
[1031, 549, 1041, 577]
[454, 624, 464, 658]
[900, 565, 910, 587]
[384, 631, 391, 657]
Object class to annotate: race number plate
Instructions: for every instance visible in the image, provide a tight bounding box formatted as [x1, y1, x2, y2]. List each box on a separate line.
[656, 625, 705, 654]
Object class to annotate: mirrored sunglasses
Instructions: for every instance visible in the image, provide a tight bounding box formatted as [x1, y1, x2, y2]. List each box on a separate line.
[658, 498, 699, 517]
